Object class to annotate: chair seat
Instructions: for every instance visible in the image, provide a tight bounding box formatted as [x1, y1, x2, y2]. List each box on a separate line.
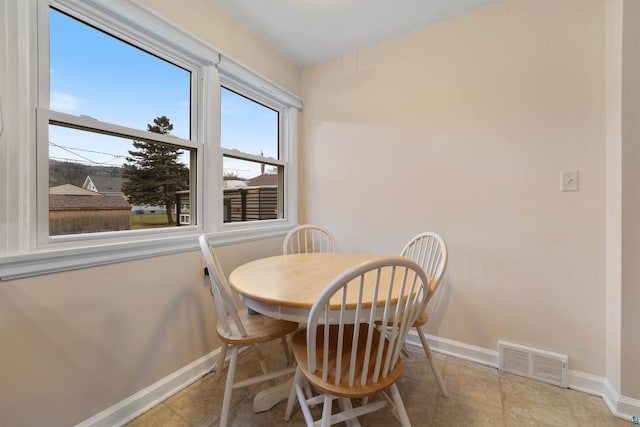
[412, 311, 428, 327]
[292, 324, 403, 399]
[217, 309, 298, 345]
[376, 311, 429, 328]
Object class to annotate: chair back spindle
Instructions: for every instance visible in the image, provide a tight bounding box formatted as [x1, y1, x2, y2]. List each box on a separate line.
[401, 232, 448, 301]
[283, 224, 338, 254]
[306, 257, 428, 389]
[200, 235, 248, 337]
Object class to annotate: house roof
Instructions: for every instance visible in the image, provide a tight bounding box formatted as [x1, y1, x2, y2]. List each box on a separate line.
[83, 175, 124, 194]
[246, 174, 277, 187]
[49, 184, 101, 196]
[49, 194, 131, 211]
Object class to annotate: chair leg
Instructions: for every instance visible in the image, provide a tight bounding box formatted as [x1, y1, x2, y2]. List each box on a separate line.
[337, 398, 363, 427]
[214, 342, 228, 381]
[417, 327, 448, 397]
[220, 346, 238, 427]
[388, 383, 411, 427]
[285, 367, 303, 421]
[295, 382, 316, 426]
[304, 380, 313, 403]
[281, 335, 292, 366]
[321, 394, 333, 427]
[251, 343, 269, 375]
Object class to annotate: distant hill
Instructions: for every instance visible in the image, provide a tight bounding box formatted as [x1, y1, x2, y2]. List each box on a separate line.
[49, 160, 122, 187]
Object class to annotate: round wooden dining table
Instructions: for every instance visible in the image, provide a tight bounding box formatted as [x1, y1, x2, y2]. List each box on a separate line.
[229, 252, 380, 412]
[229, 252, 378, 323]
[229, 252, 427, 413]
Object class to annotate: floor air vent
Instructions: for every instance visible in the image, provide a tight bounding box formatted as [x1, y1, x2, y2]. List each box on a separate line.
[498, 341, 568, 387]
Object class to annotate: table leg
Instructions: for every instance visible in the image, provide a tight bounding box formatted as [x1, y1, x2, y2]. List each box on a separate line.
[253, 377, 293, 412]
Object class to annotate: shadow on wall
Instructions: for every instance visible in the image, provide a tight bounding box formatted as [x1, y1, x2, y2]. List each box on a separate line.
[128, 282, 214, 391]
[425, 273, 452, 335]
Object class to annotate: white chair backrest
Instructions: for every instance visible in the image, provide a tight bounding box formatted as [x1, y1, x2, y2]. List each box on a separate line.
[306, 256, 429, 387]
[199, 235, 248, 337]
[400, 232, 448, 302]
[283, 224, 338, 254]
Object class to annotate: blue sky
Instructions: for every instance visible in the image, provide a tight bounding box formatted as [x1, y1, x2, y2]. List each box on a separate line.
[49, 8, 278, 179]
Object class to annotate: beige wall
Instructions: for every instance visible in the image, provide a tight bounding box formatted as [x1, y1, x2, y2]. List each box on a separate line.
[0, 238, 284, 427]
[300, 0, 608, 376]
[139, 0, 300, 95]
[0, 252, 211, 425]
[0, 1, 299, 426]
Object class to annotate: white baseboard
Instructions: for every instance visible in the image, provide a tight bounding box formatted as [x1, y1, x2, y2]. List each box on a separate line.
[74, 348, 221, 427]
[407, 330, 640, 422]
[602, 378, 640, 422]
[77, 333, 640, 426]
[406, 330, 499, 368]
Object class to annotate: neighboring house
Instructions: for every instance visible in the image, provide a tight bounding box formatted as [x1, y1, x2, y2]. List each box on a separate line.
[49, 183, 101, 196]
[171, 175, 278, 223]
[224, 174, 278, 222]
[83, 174, 167, 214]
[223, 179, 248, 189]
[245, 173, 278, 187]
[130, 204, 168, 214]
[82, 175, 125, 197]
[49, 184, 131, 235]
[175, 190, 190, 226]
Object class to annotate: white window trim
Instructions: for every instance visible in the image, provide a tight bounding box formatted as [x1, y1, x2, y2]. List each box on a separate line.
[0, 0, 301, 280]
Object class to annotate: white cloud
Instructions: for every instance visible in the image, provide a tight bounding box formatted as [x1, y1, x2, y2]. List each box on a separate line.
[50, 92, 82, 113]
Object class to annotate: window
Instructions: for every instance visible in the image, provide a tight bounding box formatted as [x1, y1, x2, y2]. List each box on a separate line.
[46, 8, 195, 237]
[217, 56, 302, 234]
[221, 87, 282, 223]
[0, 0, 301, 280]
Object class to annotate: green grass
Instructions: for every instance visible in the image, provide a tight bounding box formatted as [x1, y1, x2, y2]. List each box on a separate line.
[130, 212, 172, 229]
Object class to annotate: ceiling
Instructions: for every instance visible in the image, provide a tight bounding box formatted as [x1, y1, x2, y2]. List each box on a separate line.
[212, 0, 496, 68]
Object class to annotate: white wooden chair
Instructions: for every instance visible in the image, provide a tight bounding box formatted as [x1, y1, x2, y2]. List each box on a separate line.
[284, 256, 429, 426]
[400, 231, 449, 397]
[199, 235, 299, 427]
[283, 224, 338, 254]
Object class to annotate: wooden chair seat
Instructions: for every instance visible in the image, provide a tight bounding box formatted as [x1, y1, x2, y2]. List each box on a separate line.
[291, 324, 402, 399]
[412, 311, 428, 328]
[217, 309, 298, 345]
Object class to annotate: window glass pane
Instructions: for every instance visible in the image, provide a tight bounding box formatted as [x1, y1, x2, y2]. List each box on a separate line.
[49, 124, 193, 236]
[49, 8, 191, 139]
[223, 157, 282, 223]
[221, 87, 278, 160]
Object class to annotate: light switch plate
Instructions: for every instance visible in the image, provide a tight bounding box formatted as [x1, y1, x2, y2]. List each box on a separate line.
[561, 171, 579, 192]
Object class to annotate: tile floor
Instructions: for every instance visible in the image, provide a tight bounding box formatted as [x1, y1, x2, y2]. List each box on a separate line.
[125, 341, 631, 427]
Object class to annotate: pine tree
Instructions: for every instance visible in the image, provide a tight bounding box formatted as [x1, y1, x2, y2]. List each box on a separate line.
[122, 116, 189, 224]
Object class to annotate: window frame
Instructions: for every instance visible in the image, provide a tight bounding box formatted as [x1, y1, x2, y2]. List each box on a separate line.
[214, 57, 301, 236]
[0, 0, 301, 280]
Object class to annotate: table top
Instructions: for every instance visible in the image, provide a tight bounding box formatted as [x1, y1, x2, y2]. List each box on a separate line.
[229, 253, 382, 321]
[230, 252, 375, 308]
[229, 252, 429, 323]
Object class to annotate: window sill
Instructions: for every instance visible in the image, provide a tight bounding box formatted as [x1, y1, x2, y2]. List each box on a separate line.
[0, 223, 293, 281]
